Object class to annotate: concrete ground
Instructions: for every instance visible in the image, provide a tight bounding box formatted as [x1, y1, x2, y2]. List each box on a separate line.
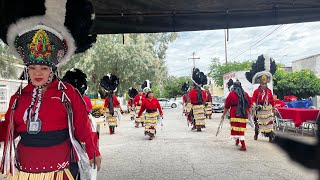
[0, 107, 318, 180]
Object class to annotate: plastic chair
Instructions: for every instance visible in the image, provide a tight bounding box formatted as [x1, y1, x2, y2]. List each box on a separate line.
[274, 108, 296, 134]
[301, 111, 320, 136]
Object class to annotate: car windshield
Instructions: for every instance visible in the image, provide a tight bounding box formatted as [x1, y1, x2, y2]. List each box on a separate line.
[213, 96, 224, 102]
[96, 100, 104, 105]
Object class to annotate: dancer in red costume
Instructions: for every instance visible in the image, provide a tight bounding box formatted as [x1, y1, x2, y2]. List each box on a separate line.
[133, 88, 146, 128]
[0, 0, 101, 179]
[101, 74, 124, 135]
[221, 79, 252, 151]
[137, 82, 163, 140]
[188, 68, 207, 131]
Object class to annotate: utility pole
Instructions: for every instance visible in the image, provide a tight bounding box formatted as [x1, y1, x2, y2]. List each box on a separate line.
[188, 52, 200, 69]
[224, 29, 229, 64]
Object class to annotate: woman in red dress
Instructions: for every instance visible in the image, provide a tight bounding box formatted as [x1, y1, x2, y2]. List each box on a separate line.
[133, 89, 146, 127]
[188, 68, 207, 131]
[252, 74, 275, 142]
[221, 79, 252, 151]
[203, 85, 213, 119]
[0, 1, 101, 178]
[62, 68, 99, 150]
[101, 74, 124, 135]
[128, 87, 138, 120]
[245, 54, 277, 143]
[137, 88, 163, 140]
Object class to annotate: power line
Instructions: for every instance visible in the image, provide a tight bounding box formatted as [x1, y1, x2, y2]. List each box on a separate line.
[228, 25, 279, 59]
[276, 25, 320, 55]
[259, 24, 297, 45]
[229, 25, 284, 61]
[229, 25, 284, 60]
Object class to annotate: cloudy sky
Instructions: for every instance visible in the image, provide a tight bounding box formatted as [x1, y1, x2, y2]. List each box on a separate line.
[165, 21, 320, 77]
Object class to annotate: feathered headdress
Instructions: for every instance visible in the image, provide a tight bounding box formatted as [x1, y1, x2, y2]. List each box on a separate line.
[192, 68, 207, 87]
[128, 87, 138, 99]
[100, 74, 120, 93]
[0, 1, 96, 176]
[141, 80, 152, 94]
[181, 82, 190, 93]
[227, 78, 241, 92]
[0, 0, 96, 67]
[245, 54, 277, 84]
[62, 68, 87, 95]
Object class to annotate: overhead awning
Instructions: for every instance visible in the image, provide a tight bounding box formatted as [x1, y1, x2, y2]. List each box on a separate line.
[92, 0, 320, 34]
[1, 0, 320, 35]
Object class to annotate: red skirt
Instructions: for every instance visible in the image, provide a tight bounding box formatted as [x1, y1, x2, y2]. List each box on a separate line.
[17, 140, 72, 173]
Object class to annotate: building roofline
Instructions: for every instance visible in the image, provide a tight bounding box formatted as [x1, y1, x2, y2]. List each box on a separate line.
[292, 54, 320, 63]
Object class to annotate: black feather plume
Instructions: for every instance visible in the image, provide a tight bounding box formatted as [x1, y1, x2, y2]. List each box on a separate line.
[65, 0, 97, 53]
[227, 79, 234, 90]
[0, 0, 96, 54]
[128, 87, 138, 99]
[62, 69, 87, 95]
[100, 74, 119, 92]
[192, 68, 207, 86]
[181, 82, 189, 92]
[246, 54, 277, 83]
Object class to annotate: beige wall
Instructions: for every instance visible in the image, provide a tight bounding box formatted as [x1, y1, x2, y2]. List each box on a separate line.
[292, 54, 320, 78]
[208, 77, 223, 96]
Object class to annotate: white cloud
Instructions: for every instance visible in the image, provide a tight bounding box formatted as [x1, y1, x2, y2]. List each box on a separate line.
[166, 21, 320, 76]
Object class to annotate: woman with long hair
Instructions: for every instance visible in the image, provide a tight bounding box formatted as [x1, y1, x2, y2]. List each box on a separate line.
[0, 0, 101, 178]
[221, 79, 252, 151]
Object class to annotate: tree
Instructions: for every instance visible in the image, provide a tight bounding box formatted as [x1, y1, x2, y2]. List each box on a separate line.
[208, 57, 252, 87]
[273, 69, 320, 99]
[59, 33, 177, 97]
[163, 76, 191, 98]
[0, 41, 17, 79]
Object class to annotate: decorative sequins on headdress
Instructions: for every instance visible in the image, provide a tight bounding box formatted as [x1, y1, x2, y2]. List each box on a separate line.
[14, 28, 68, 67]
[261, 75, 268, 83]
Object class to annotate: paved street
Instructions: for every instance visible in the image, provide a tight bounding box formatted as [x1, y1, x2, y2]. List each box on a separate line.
[96, 107, 317, 180]
[0, 107, 317, 180]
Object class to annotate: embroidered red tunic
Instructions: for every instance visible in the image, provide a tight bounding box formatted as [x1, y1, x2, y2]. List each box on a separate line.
[182, 94, 187, 103]
[0, 80, 100, 173]
[252, 87, 274, 106]
[137, 98, 163, 117]
[83, 95, 92, 113]
[188, 89, 206, 105]
[225, 91, 252, 137]
[205, 91, 212, 102]
[133, 94, 146, 106]
[103, 95, 120, 108]
[127, 100, 132, 107]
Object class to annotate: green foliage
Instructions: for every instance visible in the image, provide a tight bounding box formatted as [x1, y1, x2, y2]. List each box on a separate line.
[273, 69, 320, 99]
[0, 42, 17, 79]
[163, 76, 191, 98]
[208, 57, 252, 87]
[151, 85, 162, 98]
[59, 33, 177, 96]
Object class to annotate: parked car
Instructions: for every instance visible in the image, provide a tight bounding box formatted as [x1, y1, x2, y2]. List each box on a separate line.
[90, 98, 105, 118]
[173, 97, 183, 105]
[212, 96, 225, 113]
[158, 98, 178, 108]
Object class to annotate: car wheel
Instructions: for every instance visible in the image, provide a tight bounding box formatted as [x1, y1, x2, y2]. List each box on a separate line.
[171, 103, 177, 108]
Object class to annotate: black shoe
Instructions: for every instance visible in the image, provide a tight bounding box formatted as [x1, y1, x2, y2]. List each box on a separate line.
[197, 128, 202, 132]
[269, 132, 275, 143]
[254, 132, 258, 140]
